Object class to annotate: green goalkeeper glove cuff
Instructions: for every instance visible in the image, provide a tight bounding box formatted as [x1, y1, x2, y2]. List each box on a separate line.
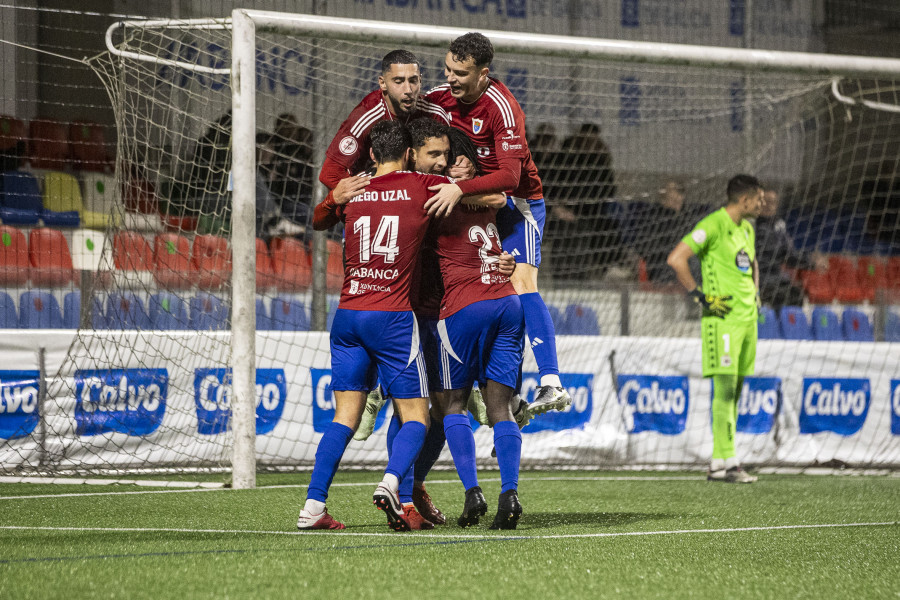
[688, 288, 733, 319]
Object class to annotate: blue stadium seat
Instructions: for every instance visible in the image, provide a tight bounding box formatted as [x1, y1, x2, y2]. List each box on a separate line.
[149, 292, 189, 330]
[559, 303, 601, 335]
[842, 308, 874, 342]
[326, 296, 339, 330]
[779, 306, 812, 340]
[190, 293, 228, 330]
[757, 306, 781, 339]
[105, 292, 150, 330]
[19, 290, 63, 328]
[255, 297, 271, 330]
[0, 170, 42, 225]
[547, 305, 563, 330]
[270, 296, 310, 331]
[811, 307, 842, 341]
[885, 310, 900, 343]
[63, 291, 80, 328]
[0, 291, 18, 328]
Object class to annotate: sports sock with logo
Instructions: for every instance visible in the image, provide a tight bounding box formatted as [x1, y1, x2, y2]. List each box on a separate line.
[307, 422, 354, 502]
[386, 415, 415, 503]
[443, 413, 479, 490]
[493, 420, 522, 493]
[519, 292, 559, 379]
[414, 417, 445, 484]
[711, 374, 739, 461]
[384, 421, 427, 484]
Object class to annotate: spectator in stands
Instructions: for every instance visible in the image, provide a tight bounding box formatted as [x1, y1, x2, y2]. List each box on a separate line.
[190, 111, 232, 223]
[270, 113, 315, 231]
[756, 188, 828, 309]
[637, 179, 699, 285]
[544, 122, 623, 281]
[255, 132, 291, 237]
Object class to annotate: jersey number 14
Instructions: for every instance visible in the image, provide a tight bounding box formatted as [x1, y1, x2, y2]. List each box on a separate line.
[353, 215, 399, 263]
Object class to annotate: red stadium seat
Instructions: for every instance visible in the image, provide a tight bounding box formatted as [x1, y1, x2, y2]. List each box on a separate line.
[29, 227, 74, 287]
[828, 256, 865, 304]
[29, 118, 70, 170]
[69, 121, 112, 172]
[271, 237, 312, 292]
[0, 225, 30, 286]
[153, 232, 193, 290]
[256, 238, 277, 290]
[192, 234, 232, 290]
[326, 238, 344, 292]
[801, 270, 834, 304]
[856, 256, 887, 301]
[113, 231, 153, 271]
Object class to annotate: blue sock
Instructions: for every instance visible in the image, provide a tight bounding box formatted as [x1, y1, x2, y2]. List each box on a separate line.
[307, 422, 354, 502]
[414, 418, 446, 483]
[443, 413, 478, 490]
[386, 415, 415, 503]
[493, 421, 522, 493]
[520, 292, 559, 379]
[385, 421, 427, 483]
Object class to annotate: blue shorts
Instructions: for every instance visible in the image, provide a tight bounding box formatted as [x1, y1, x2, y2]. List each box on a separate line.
[417, 314, 442, 393]
[496, 195, 546, 267]
[330, 309, 428, 399]
[437, 296, 525, 391]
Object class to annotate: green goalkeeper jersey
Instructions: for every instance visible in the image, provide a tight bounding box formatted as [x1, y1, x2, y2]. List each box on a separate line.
[682, 207, 757, 323]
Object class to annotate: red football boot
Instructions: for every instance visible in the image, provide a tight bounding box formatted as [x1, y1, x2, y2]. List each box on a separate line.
[412, 486, 446, 525]
[402, 504, 435, 530]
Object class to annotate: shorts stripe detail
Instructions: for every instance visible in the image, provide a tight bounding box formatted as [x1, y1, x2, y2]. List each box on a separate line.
[509, 195, 540, 265]
[407, 314, 421, 368]
[416, 352, 428, 397]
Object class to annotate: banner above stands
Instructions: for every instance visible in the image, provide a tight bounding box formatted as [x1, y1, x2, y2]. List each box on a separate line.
[1, 330, 897, 470]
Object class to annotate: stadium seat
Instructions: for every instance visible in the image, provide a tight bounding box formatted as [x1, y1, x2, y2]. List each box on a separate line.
[547, 305, 563, 330]
[255, 297, 271, 330]
[149, 292, 189, 330]
[153, 232, 193, 290]
[828, 256, 865, 304]
[842, 308, 874, 342]
[779, 306, 812, 340]
[124, 176, 159, 214]
[40, 171, 82, 227]
[271, 236, 312, 291]
[886, 257, 900, 293]
[28, 118, 69, 170]
[885, 310, 900, 343]
[105, 292, 150, 330]
[326, 239, 344, 292]
[326, 296, 339, 331]
[857, 256, 888, 299]
[0, 224, 30, 286]
[0, 115, 27, 172]
[29, 227, 74, 287]
[0, 291, 18, 328]
[811, 307, 842, 341]
[0, 170, 42, 225]
[256, 238, 277, 290]
[801, 270, 835, 304]
[757, 306, 781, 339]
[62, 291, 81, 328]
[192, 234, 232, 290]
[270, 296, 310, 331]
[190, 293, 228, 330]
[19, 290, 64, 329]
[113, 231, 154, 289]
[69, 121, 111, 172]
[80, 173, 122, 230]
[559, 303, 601, 335]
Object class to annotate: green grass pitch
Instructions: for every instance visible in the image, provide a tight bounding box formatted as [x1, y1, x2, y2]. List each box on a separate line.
[1, 471, 897, 599]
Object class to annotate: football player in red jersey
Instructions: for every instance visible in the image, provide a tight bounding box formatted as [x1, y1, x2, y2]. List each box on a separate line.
[424, 33, 572, 419]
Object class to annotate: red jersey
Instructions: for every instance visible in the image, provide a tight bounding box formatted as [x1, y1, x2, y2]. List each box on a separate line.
[322, 90, 449, 188]
[411, 242, 443, 319]
[424, 78, 543, 200]
[339, 170, 449, 311]
[435, 203, 516, 318]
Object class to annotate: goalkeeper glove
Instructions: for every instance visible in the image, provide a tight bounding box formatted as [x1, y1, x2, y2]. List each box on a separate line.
[688, 288, 733, 319]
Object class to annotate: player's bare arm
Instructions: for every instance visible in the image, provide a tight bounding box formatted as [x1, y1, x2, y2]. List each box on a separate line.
[498, 251, 516, 276]
[426, 182, 463, 217]
[448, 155, 475, 180]
[333, 174, 371, 205]
[667, 241, 699, 292]
[462, 192, 506, 209]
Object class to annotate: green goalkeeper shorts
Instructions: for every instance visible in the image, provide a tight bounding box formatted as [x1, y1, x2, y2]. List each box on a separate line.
[700, 317, 757, 377]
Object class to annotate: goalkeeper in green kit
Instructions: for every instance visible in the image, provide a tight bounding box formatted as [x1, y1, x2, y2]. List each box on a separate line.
[667, 174, 764, 484]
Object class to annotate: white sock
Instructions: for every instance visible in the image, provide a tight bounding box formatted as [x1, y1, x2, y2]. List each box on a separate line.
[710, 458, 726, 471]
[381, 473, 400, 493]
[540, 374, 562, 388]
[725, 456, 740, 470]
[303, 499, 326, 515]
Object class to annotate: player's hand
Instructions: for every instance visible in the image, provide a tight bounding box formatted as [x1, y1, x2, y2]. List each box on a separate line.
[333, 174, 370, 205]
[448, 155, 475, 181]
[498, 251, 516, 276]
[426, 183, 463, 217]
[688, 288, 732, 319]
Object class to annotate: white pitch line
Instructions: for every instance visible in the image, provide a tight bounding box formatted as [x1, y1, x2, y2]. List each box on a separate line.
[0, 475, 701, 501]
[0, 521, 895, 541]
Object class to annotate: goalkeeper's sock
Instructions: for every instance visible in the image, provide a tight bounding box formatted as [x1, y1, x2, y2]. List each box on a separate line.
[519, 292, 560, 379]
[413, 417, 445, 483]
[443, 413, 479, 491]
[384, 421, 426, 484]
[307, 422, 354, 502]
[385, 415, 414, 503]
[493, 421, 522, 493]
[711, 374, 739, 462]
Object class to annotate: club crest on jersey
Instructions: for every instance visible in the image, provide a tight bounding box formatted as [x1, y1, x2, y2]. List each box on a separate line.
[339, 136, 358, 156]
[472, 118, 484, 134]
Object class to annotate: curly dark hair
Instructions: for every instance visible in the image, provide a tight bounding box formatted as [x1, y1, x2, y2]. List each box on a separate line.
[370, 120, 411, 163]
[449, 32, 493, 68]
[407, 117, 448, 151]
[446, 127, 482, 175]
